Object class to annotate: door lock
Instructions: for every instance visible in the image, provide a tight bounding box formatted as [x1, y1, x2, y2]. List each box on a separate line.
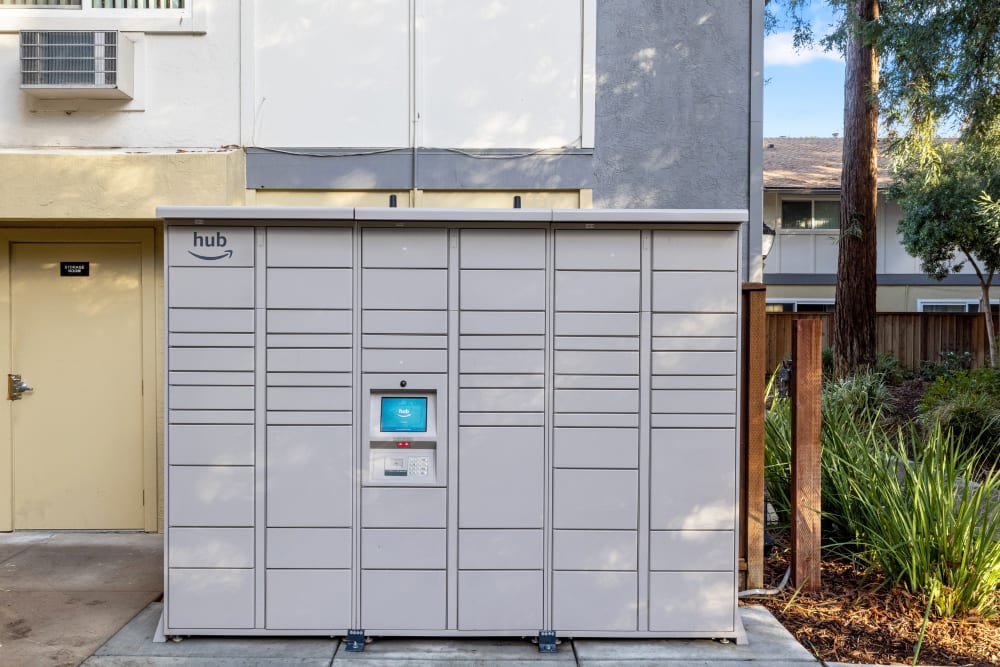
[8, 374, 33, 401]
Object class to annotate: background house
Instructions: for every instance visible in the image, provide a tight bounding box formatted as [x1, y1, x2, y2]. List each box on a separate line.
[763, 137, 998, 313]
[0, 0, 764, 531]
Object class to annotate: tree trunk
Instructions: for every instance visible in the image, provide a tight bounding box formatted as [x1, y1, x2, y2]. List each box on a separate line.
[982, 281, 997, 368]
[833, 0, 880, 377]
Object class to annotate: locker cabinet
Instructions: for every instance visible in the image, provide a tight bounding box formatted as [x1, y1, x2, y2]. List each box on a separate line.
[162, 207, 745, 642]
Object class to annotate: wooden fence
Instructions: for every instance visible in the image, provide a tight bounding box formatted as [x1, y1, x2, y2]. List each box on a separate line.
[766, 312, 999, 374]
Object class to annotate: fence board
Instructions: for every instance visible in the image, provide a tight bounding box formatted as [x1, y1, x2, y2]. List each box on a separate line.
[765, 312, 998, 375]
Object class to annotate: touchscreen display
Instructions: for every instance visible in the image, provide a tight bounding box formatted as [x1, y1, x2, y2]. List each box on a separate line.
[380, 397, 428, 433]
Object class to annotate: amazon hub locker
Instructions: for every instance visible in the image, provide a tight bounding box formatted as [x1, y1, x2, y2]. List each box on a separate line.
[159, 206, 746, 643]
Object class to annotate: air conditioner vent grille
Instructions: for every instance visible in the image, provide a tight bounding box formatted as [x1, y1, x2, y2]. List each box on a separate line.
[20, 30, 118, 88]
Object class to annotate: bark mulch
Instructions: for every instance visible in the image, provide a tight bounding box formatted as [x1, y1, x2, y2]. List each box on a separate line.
[750, 552, 1000, 666]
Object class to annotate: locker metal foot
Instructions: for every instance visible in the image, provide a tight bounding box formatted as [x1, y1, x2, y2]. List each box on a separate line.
[345, 629, 366, 652]
[537, 630, 558, 653]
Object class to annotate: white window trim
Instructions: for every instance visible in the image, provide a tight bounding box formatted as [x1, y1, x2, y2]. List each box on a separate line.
[0, 0, 203, 34]
[766, 298, 835, 312]
[917, 298, 999, 313]
[778, 197, 841, 234]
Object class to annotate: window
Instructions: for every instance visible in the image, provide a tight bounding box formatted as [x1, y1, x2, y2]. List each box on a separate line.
[781, 199, 840, 230]
[918, 299, 999, 313]
[0, 0, 197, 34]
[766, 299, 835, 313]
[1, 1, 184, 7]
[0, 1, 81, 6]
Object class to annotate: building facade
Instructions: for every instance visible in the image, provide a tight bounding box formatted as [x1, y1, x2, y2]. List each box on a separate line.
[763, 137, 998, 313]
[0, 0, 763, 531]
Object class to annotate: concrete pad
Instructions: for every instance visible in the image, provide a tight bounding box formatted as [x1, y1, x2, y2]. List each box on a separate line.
[89, 602, 338, 664]
[573, 606, 818, 664]
[332, 636, 574, 665]
[0, 590, 161, 667]
[0, 532, 162, 592]
[0, 530, 53, 562]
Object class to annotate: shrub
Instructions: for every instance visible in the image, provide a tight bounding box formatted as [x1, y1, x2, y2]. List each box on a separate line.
[918, 368, 1000, 465]
[823, 371, 889, 423]
[875, 352, 912, 385]
[919, 350, 973, 380]
[845, 424, 1000, 618]
[764, 371, 1000, 617]
[763, 374, 886, 544]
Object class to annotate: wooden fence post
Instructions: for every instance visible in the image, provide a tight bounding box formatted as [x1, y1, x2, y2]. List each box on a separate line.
[790, 319, 822, 591]
[741, 283, 766, 589]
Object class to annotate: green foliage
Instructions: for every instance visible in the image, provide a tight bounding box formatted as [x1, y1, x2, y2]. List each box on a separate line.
[918, 350, 973, 380]
[824, 370, 890, 421]
[876, 1, 1000, 143]
[875, 352, 912, 385]
[767, 2, 1000, 143]
[764, 371, 1000, 617]
[764, 371, 890, 544]
[849, 424, 1000, 618]
[821, 347, 834, 380]
[918, 368, 1000, 463]
[891, 139, 1000, 285]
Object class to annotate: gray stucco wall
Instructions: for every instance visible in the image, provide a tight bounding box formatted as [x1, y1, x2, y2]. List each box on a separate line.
[247, 0, 757, 214]
[593, 0, 752, 209]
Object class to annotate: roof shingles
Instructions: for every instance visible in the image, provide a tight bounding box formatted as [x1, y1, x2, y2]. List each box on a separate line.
[763, 137, 892, 190]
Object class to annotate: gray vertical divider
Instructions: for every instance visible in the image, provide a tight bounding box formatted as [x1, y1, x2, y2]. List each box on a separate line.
[352, 221, 363, 629]
[638, 229, 653, 631]
[254, 227, 267, 629]
[447, 228, 460, 630]
[543, 225, 555, 631]
[731, 231, 745, 630]
[162, 232, 172, 618]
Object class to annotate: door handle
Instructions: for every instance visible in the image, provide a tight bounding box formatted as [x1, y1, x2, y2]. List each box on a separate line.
[8, 374, 33, 401]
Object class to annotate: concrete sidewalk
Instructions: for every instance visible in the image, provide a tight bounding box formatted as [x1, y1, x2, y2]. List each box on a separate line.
[0, 531, 828, 666]
[83, 603, 820, 666]
[0, 531, 163, 667]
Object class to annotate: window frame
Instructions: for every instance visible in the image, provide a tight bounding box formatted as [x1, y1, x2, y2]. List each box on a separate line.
[0, 0, 201, 34]
[778, 197, 841, 233]
[917, 299, 1000, 313]
[766, 298, 835, 313]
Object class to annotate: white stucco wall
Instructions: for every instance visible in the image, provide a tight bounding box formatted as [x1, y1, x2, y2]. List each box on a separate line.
[0, 0, 239, 149]
[249, 0, 593, 149]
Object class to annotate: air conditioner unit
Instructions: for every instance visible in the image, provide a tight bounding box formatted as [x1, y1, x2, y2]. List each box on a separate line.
[20, 30, 133, 99]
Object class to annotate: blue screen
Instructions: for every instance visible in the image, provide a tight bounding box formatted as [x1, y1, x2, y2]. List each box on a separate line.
[380, 397, 428, 433]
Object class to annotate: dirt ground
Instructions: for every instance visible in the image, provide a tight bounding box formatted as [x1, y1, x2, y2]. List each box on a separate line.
[751, 553, 1000, 666]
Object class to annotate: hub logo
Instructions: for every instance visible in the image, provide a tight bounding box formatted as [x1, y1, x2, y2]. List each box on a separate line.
[188, 231, 233, 260]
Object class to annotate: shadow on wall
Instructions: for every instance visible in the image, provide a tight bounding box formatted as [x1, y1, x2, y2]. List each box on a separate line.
[593, 0, 751, 209]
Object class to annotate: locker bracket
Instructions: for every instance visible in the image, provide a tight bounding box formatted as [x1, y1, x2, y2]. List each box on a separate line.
[345, 629, 366, 652]
[537, 630, 558, 653]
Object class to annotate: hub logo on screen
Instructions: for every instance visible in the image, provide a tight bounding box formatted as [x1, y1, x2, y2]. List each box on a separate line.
[380, 397, 428, 433]
[188, 231, 233, 261]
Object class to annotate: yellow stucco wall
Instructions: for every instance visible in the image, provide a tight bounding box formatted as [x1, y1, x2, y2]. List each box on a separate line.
[0, 151, 243, 532]
[0, 150, 246, 220]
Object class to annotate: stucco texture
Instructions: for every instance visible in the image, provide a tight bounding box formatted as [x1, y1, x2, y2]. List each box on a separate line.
[593, 0, 751, 209]
[0, 151, 245, 220]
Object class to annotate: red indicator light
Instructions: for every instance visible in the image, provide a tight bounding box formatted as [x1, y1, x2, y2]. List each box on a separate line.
[397, 441, 410, 448]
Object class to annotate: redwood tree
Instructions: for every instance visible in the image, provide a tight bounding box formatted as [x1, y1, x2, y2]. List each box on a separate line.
[833, 0, 880, 376]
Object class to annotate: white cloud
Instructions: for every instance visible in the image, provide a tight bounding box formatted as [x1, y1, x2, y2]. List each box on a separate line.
[765, 31, 843, 67]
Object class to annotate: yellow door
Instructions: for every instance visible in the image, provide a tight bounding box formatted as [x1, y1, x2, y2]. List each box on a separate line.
[10, 242, 145, 529]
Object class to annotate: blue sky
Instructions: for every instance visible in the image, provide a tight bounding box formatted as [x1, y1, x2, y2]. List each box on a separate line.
[763, 5, 846, 138]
